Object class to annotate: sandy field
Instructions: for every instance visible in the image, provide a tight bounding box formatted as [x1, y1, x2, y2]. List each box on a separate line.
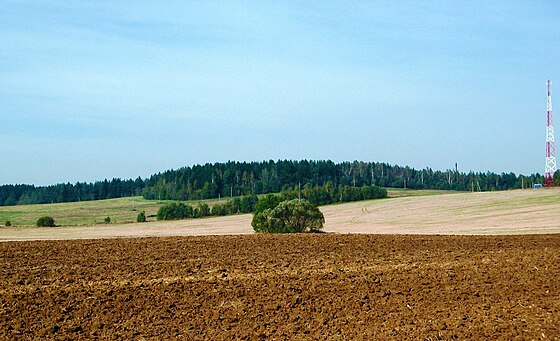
[1, 188, 559, 241]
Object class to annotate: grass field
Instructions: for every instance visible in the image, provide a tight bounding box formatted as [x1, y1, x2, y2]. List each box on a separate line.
[0, 196, 232, 227]
[0, 188, 442, 227]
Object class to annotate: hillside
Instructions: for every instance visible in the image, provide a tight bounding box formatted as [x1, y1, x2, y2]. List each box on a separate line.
[0, 188, 427, 228]
[0, 196, 226, 227]
[322, 188, 560, 235]
[1, 188, 559, 241]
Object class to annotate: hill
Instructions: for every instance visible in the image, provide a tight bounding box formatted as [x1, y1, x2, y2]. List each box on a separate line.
[1, 159, 551, 207]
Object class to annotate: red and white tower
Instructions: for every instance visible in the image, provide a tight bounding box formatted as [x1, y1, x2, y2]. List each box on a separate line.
[545, 80, 557, 187]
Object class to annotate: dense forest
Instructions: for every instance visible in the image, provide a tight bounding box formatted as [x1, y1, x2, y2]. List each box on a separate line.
[140, 160, 552, 200]
[0, 160, 556, 207]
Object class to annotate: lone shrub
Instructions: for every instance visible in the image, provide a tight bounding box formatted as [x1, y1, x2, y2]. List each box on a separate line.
[37, 216, 56, 227]
[4, 221, 11, 227]
[104, 217, 111, 224]
[252, 199, 324, 233]
[137, 211, 146, 223]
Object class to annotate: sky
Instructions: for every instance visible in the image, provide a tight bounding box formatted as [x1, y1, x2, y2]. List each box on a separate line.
[2, 1, 560, 185]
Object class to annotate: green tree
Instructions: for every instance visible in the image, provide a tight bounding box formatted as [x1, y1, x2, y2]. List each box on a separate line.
[4, 221, 11, 227]
[104, 216, 111, 224]
[198, 203, 210, 217]
[137, 211, 146, 223]
[228, 197, 241, 214]
[239, 194, 258, 213]
[37, 216, 56, 227]
[554, 170, 560, 186]
[254, 194, 282, 214]
[252, 199, 324, 233]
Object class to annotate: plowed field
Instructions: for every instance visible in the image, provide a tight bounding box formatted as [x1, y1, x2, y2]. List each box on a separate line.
[1, 234, 559, 339]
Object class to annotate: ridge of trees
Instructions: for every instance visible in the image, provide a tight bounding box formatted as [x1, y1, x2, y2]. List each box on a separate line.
[0, 160, 556, 207]
[155, 183, 388, 221]
[141, 160, 553, 201]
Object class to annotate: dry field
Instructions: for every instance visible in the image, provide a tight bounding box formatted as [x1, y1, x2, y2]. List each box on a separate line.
[323, 187, 560, 235]
[1, 188, 559, 241]
[1, 234, 559, 339]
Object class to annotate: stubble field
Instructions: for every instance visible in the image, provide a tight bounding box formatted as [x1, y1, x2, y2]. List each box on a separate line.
[1, 233, 559, 339]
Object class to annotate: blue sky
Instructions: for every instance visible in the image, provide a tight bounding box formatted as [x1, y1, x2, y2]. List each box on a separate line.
[2, 1, 559, 185]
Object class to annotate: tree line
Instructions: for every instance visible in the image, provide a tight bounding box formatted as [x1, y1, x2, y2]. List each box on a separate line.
[142, 160, 553, 201]
[0, 178, 145, 207]
[0, 160, 557, 207]
[156, 184, 384, 220]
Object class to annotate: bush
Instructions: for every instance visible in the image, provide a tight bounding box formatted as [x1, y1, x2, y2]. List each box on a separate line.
[198, 203, 210, 217]
[210, 204, 228, 216]
[4, 221, 11, 227]
[104, 216, 111, 224]
[157, 202, 194, 220]
[137, 211, 146, 223]
[37, 216, 56, 227]
[252, 199, 324, 233]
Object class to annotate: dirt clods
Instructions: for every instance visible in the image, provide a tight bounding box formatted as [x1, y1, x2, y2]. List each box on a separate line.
[0, 234, 559, 339]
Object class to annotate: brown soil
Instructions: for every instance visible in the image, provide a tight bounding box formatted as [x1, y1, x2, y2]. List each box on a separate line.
[1, 234, 559, 340]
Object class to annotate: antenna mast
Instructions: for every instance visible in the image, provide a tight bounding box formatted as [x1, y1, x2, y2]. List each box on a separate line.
[545, 80, 557, 187]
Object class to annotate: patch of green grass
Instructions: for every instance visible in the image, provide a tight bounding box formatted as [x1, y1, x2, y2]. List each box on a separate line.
[473, 190, 560, 212]
[0, 196, 233, 227]
[447, 189, 560, 216]
[386, 188, 454, 198]
[523, 191, 560, 205]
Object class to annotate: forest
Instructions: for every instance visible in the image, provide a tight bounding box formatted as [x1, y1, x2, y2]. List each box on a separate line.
[0, 159, 554, 206]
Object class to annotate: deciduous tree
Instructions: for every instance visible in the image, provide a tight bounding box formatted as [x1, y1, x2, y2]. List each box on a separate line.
[252, 199, 324, 233]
